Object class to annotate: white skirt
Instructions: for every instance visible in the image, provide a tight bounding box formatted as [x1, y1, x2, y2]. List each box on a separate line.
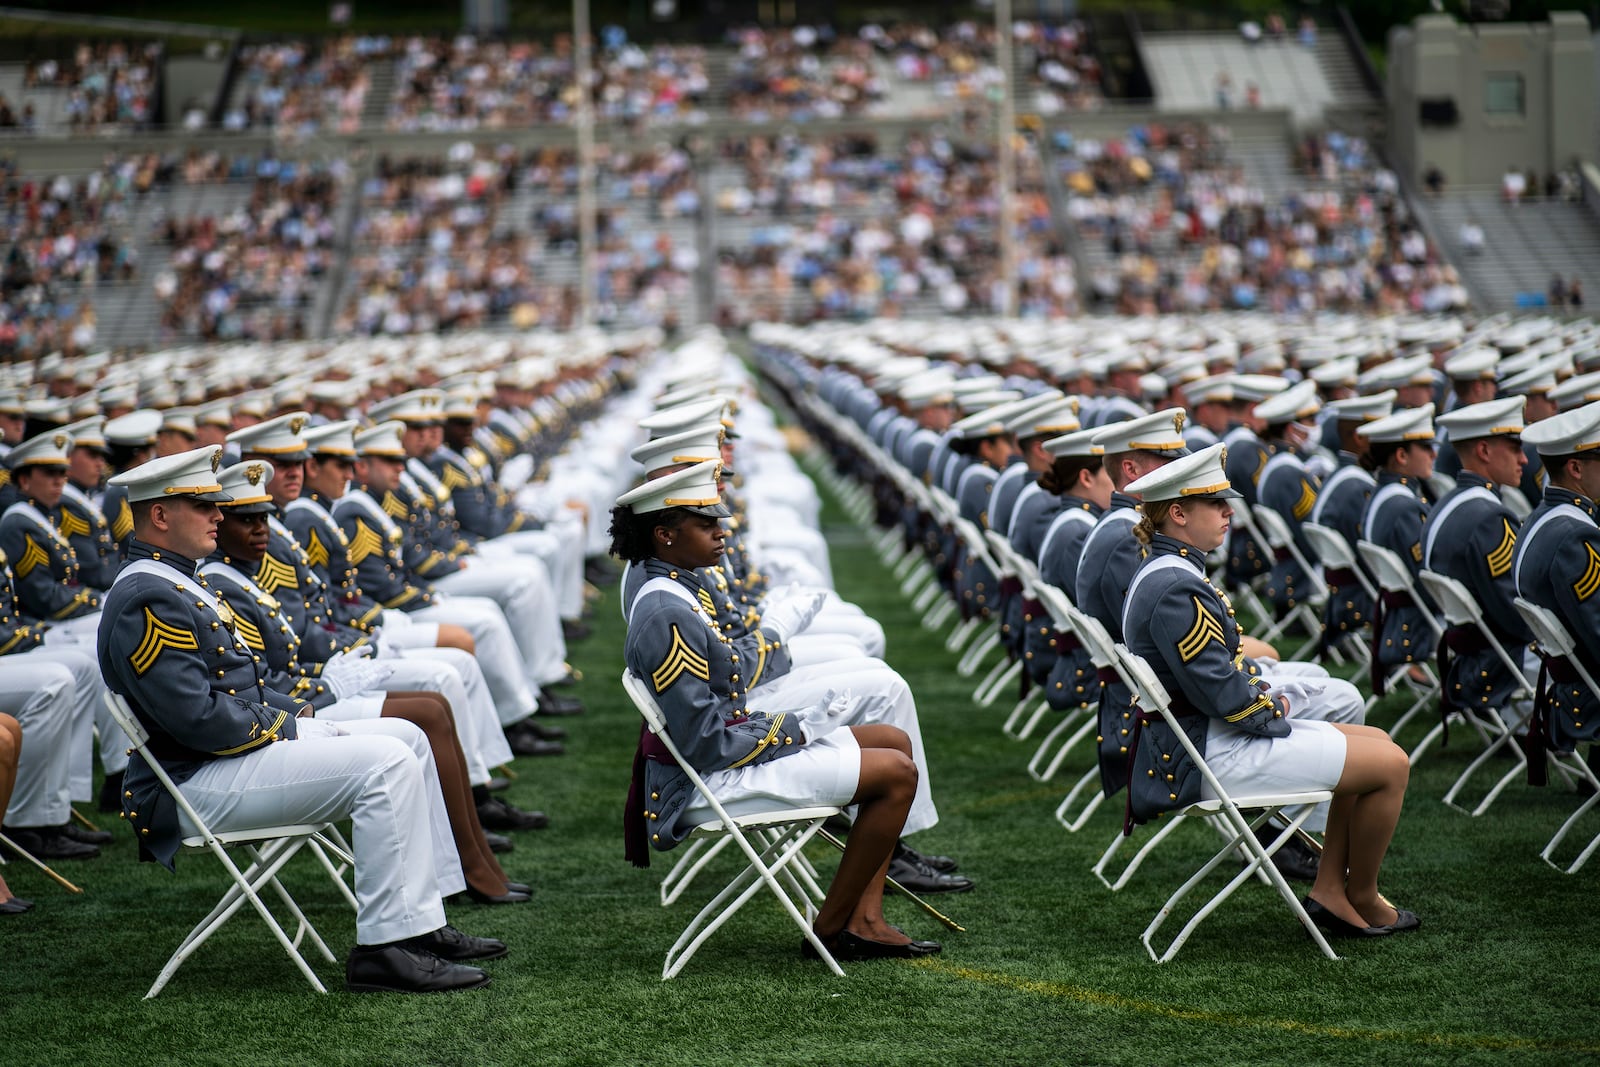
[1200, 718, 1347, 801]
[683, 728, 862, 827]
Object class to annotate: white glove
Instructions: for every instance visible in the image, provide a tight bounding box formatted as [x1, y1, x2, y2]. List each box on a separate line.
[368, 632, 402, 660]
[815, 688, 852, 718]
[1265, 680, 1324, 717]
[323, 657, 395, 702]
[761, 592, 827, 642]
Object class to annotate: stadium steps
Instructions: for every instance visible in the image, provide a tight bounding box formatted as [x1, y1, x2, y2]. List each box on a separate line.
[362, 57, 396, 129]
[1313, 37, 1379, 105]
[1417, 190, 1600, 311]
[1138, 32, 1339, 128]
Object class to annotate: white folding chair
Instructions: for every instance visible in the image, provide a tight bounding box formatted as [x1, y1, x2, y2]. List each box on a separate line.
[103, 692, 356, 998]
[1111, 646, 1339, 963]
[1512, 598, 1600, 873]
[1025, 584, 1108, 784]
[1301, 521, 1375, 669]
[1356, 540, 1447, 752]
[1222, 504, 1290, 644]
[1250, 505, 1329, 660]
[620, 671, 844, 978]
[1417, 571, 1534, 816]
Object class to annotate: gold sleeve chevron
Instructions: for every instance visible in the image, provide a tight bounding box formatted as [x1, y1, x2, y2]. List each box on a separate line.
[441, 465, 476, 491]
[1291, 481, 1316, 521]
[57, 509, 91, 540]
[1225, 691, 1277, 723]
[13, 535, 48, 578]
[112, 498, 133, 541]
[304, 528, 330, 569]
[232, 614, 266, 650]
[1177, 596, 1227, 663]
[650, 624, 711, 693]
[1574, 543, 1600, 602]
[751, 631, 777, 687]
[348, 521, 383, 565]
[381, 492, 408, 519]
[213, 710, 289, 755]
[130, 606, 201, 675]
[1486, 519, 1516, 579]
[1251, 450, 1268, 484]
[254, 554, 300, 593]
[696, 589, 717, 616]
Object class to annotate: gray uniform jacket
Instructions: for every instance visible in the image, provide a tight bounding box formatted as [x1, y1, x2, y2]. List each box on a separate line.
[625, 559, 805, 852]
[1123, 534, 1288, 826]
[1512, 487, 1600, 751]
[0, 499, 101, 621]
[61, 482, 119, 590]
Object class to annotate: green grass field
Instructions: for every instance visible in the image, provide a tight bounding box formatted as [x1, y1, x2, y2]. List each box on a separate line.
[2, 450, 1596, 1067]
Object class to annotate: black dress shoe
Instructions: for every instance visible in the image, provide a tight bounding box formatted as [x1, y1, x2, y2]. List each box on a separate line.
[485, 776, 512, 793]
[1302, 896, 1391, 939]
[537, 694, 585, 717]
[1, 826, 99, 860]
[454, 886, 532, 906]
[405, 924, 508, 961]
[1380, 907, 1421, 933]
[61, 822, 114, 846]
[885, 853, 973, 895]
[0, 898, 32, 914]
[505, 881, 531, 895]
[484, 831, 514, 854]
[97, 771, 124, 814]
[896, 842, 958, 873]
[345, 944, 491, 994]
[561, 619, 592, 642]
[801, 929, 943, 962]
[1256, 828, 1320, 882]
[523, 720, 566, 741]
[504, 732, 565, 758]
[476, 796, 549, 832]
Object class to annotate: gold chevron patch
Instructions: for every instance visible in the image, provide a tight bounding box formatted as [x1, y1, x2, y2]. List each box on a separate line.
[697, 589, 717, 616]
[441, 465, 476, 491]
[1485, 519, 1516, 579]
[232, 614, 266, 650]
[13, 536, 48, 578]
[1177, 596, 1227, 663]
[112, 497, 133, 541]
[57, 509, 91, 540]
[130, 606, 201, 675]
[1291, 481, 1316, 521]
[0, 469, 8, 489]
[348, 521, 384, 565]
[1574, 543, 1600, 602]
[381, 492, 408, 520]
[305, 528, 330, 569]
[1252, 451, 1268, 485]
[254, 554, 300, 593]
[1411, 542, 1423, 564]
[650, 624, 710, 693]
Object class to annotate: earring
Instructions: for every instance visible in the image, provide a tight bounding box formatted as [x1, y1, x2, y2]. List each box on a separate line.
[665, 539, 673, 546]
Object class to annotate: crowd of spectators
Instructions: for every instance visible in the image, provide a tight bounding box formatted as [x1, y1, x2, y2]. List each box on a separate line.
[223, 36, 397, 134]
[20, 41, 163, 132]
[1067, 123, 1466, 316]
[725, 25, 885, 122]
[151, 155, 345, 343]
[0, 153, 175, 360]
[714, 131, 1076, 325]
[337, 142, 695, 336]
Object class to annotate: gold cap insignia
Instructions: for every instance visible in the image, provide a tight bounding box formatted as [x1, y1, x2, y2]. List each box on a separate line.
[209, 448, 223, 473]
[1220, 445, 1229, 468]
[53, 434, 67, 450]
[1068, 397, 1080, 415]
[1173, 411, 1187, 435]
[288, 416, 307, 435]
[246, 463, 264, 487]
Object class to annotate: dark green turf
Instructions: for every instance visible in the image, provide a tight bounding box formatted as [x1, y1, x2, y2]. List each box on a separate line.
[1, 454, 1595, 1067]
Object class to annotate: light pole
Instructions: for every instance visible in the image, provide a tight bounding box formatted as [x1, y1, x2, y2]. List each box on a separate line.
[994, 0, 1018, 318]
[574, 0, 598, 327]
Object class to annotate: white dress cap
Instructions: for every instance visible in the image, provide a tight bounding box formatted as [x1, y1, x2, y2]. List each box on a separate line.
[1091, 407, 1191, 457]
[1435, 395, 1526, 443]
[1325, 390, 1395, 423]
[1252, 379, 1321, 425]
[630, 422, 724, 475]
[615, 458, 730, 518]
[106, 445, 230, 503]
[1521, 399, 1600, 457]
[354, 421, 407, 459]
[303, 419, 360, 458]
[228, 411, 312, 460]
[216, 460, 277, 511]
[1124, 441, 1242, 500]
[7, 430, 73, 469]
[1356, 404, 1436, 444]
[1041, 426, 1105, 459]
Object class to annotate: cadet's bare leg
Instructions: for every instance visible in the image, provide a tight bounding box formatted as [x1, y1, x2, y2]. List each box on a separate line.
[813, 725, 916, 945]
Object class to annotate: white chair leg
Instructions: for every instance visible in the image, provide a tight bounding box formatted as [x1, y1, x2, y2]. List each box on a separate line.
[973, 657, 1022, 708]
[957, 629, 1002, 678]
[1008, 697, 1052, 741]
[1093, 814, 1189, 892]
[1027, 709, 1096, 782]
[1055, 765, 1107, 832]
[944, 615, 982, 655]
[661, 835, 734, 907]
[1002, 693, 1046, 738]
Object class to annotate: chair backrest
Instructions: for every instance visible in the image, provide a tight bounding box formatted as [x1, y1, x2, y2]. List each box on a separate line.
[1500, 485, 1533, 521]
[621, 670, 747, 836]
[1355, 540, 1412, 593]
[1302, 522, 1356, 570]
[102, 691, 219, 844]
[983, 529, 1018, 578]
[1417, 570, 1479, 628]
[1250, 505, 1293, 550]
[1110, 642, 1239, 805]
[1515, 596, 1600, 702]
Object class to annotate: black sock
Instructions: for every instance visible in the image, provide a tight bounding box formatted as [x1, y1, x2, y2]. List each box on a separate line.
[472, 785, 491, 806]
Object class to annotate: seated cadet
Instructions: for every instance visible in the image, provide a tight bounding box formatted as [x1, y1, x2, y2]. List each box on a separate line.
[99, 409, 164, 558]
[1308, 393, 1394, 651]
[614, 461, 942, 961]
[0, 711, 28, 912]
[336, 423, 573, 747]
[1514, 401, 1600, 756]
[362, 392, 577, 706]
[1357, 406, 1442, 687]
[0, 431, 121, 829]
[58, 416, 119, 592]
[1253, 381, 1324, 618]
[1121, 444, 1418, 938]
[1027, 427, 1112, 711]
[621, 425, 968, 894]
[202, 460, 530, 904]
[1423, 397, 1536, 721]
[0, 645, 97, 861]
[98, 445, 505, 993]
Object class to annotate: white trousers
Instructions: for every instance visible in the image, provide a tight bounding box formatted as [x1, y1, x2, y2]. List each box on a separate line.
[0, 656, 78, 827]
[748, 657, 938, 836]
[408, 597, 539, 723]
[1256, 661, 1367, 832]
[176, 717, 461, 945]
[27, 642, 123, 797]
[476, 524, 584, 621]
[381, 650, 514, 782]
[435, 556, 568, 686]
